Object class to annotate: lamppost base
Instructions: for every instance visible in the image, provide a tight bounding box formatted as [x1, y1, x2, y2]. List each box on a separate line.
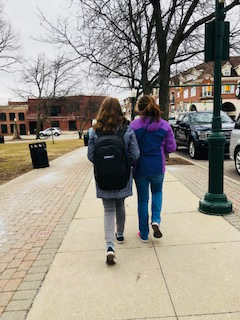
[199, 192, 232, 215]
[13, 135, 21, 140]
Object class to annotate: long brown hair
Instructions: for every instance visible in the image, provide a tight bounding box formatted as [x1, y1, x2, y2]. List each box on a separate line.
[94, 97, 126, 132]
[137, 95, 162, 121]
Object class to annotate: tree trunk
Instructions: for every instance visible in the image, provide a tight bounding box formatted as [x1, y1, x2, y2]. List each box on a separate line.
[149, 0, 170, 120]
[159, 65, 170, 120]
[35, 110, 42, 140]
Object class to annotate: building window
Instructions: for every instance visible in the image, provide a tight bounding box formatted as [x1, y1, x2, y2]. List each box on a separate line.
[190, 87, 196, 97]
[183, 89, 189, 99]
[69, 120, 77, 131]
[18, 113, 25, 121]
[10, 124, 15, 133]
[222, 68, 231, 76]
[222, 84, 234, 94]
[51, 105, 61, 116]
[0, 113, 6, 121]
[1, 124, 7, 133]
[19, 124, 26, 135]
[170, 92, 175, 103]
[9, 113, 15, 121]
[51, 121, 59, 128]
[202, 84, 212, 97]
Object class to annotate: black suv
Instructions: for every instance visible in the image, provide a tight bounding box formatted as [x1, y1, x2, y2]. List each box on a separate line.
[173, 111, 235, 159]
[229, 114, 240, 175]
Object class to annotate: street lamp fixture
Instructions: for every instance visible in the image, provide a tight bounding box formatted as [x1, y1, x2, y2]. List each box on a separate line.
[131, 88, 137, 121]
[13, 117, 21, 140]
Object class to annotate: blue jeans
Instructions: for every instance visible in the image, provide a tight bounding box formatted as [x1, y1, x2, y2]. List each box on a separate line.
[134, 174, 165, 240]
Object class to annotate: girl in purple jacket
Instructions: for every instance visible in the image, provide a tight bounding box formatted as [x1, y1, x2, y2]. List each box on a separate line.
[130, 95, 177, 242]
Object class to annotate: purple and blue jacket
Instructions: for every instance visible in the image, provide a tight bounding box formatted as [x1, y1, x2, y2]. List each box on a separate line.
[130, 117, 177, 175]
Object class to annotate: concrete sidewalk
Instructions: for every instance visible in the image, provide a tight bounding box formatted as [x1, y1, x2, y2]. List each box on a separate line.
[25, 164, 240, 319]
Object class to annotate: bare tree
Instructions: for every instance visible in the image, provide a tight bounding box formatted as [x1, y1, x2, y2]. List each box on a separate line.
[16, 53, 81, 138]
[57, 95, 83, 136]
[0, 3, 19, 71]
[38, 0, 159, 95]
[149, 0, 240, 119]
[77, 96, 100, 138]
[39, 0, 240, 119]
[46, 95, 102, 139]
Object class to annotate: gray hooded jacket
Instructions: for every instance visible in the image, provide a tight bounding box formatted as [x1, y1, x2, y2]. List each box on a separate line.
[87, 126, 140, 199]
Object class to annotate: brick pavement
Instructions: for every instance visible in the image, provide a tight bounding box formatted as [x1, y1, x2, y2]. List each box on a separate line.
[0, 147, 92, 320]
[167, 159, 240, 231]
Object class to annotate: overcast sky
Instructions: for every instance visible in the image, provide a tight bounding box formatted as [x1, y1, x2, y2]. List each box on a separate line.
[0, 0, 64, 103]
[0, 0, 129, 104]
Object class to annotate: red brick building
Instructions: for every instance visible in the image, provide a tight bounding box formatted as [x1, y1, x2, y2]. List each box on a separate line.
[0, 95, 106, 136]
[0, 102, 28, 135]
[169, 56, 240, 120]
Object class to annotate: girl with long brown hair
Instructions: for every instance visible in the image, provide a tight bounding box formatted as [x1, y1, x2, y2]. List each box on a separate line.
[88, 97, 140, 265]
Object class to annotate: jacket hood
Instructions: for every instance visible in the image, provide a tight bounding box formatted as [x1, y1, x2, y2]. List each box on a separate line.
[135, 117, 166, 132]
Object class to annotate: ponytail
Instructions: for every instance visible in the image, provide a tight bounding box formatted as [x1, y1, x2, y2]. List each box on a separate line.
[137, 95, 162, 121]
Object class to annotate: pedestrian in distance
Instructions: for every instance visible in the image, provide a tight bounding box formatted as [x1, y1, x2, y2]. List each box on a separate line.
[130, 95, 177, 242]
[87, 97, 140, 265]
[88, 119, 97, 139]
[83, 119, 97, 145]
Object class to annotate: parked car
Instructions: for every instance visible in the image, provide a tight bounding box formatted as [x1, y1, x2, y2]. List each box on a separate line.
[229, 114, 240, 175]
[168, 116, 177, 128]
[173, 111, 235, 159]
[39, 127, 62, 137]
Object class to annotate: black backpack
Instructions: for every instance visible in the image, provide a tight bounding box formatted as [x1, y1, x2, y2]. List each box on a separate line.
[94, 125, 130, 190]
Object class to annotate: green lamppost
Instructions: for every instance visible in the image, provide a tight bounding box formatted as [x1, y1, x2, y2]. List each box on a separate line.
[199, 0, 232, 215]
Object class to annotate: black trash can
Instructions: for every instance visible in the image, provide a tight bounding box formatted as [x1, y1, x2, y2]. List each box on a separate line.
[83, 134, 89, 146]
[29, 142, 49, 169]
[0, 135, 4, 144]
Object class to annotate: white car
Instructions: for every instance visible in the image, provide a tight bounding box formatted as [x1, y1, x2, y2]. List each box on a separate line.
[39, 127, 62, 137]
[229, 115, 240, 175]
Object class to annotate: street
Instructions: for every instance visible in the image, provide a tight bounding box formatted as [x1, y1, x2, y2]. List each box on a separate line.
[3, 132, 80, 142]
[175, 147, 239, 181]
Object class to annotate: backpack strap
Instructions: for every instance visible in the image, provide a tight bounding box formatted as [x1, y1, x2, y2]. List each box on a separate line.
[117, 124, 128, 138]
[96, 124, 128, 138]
